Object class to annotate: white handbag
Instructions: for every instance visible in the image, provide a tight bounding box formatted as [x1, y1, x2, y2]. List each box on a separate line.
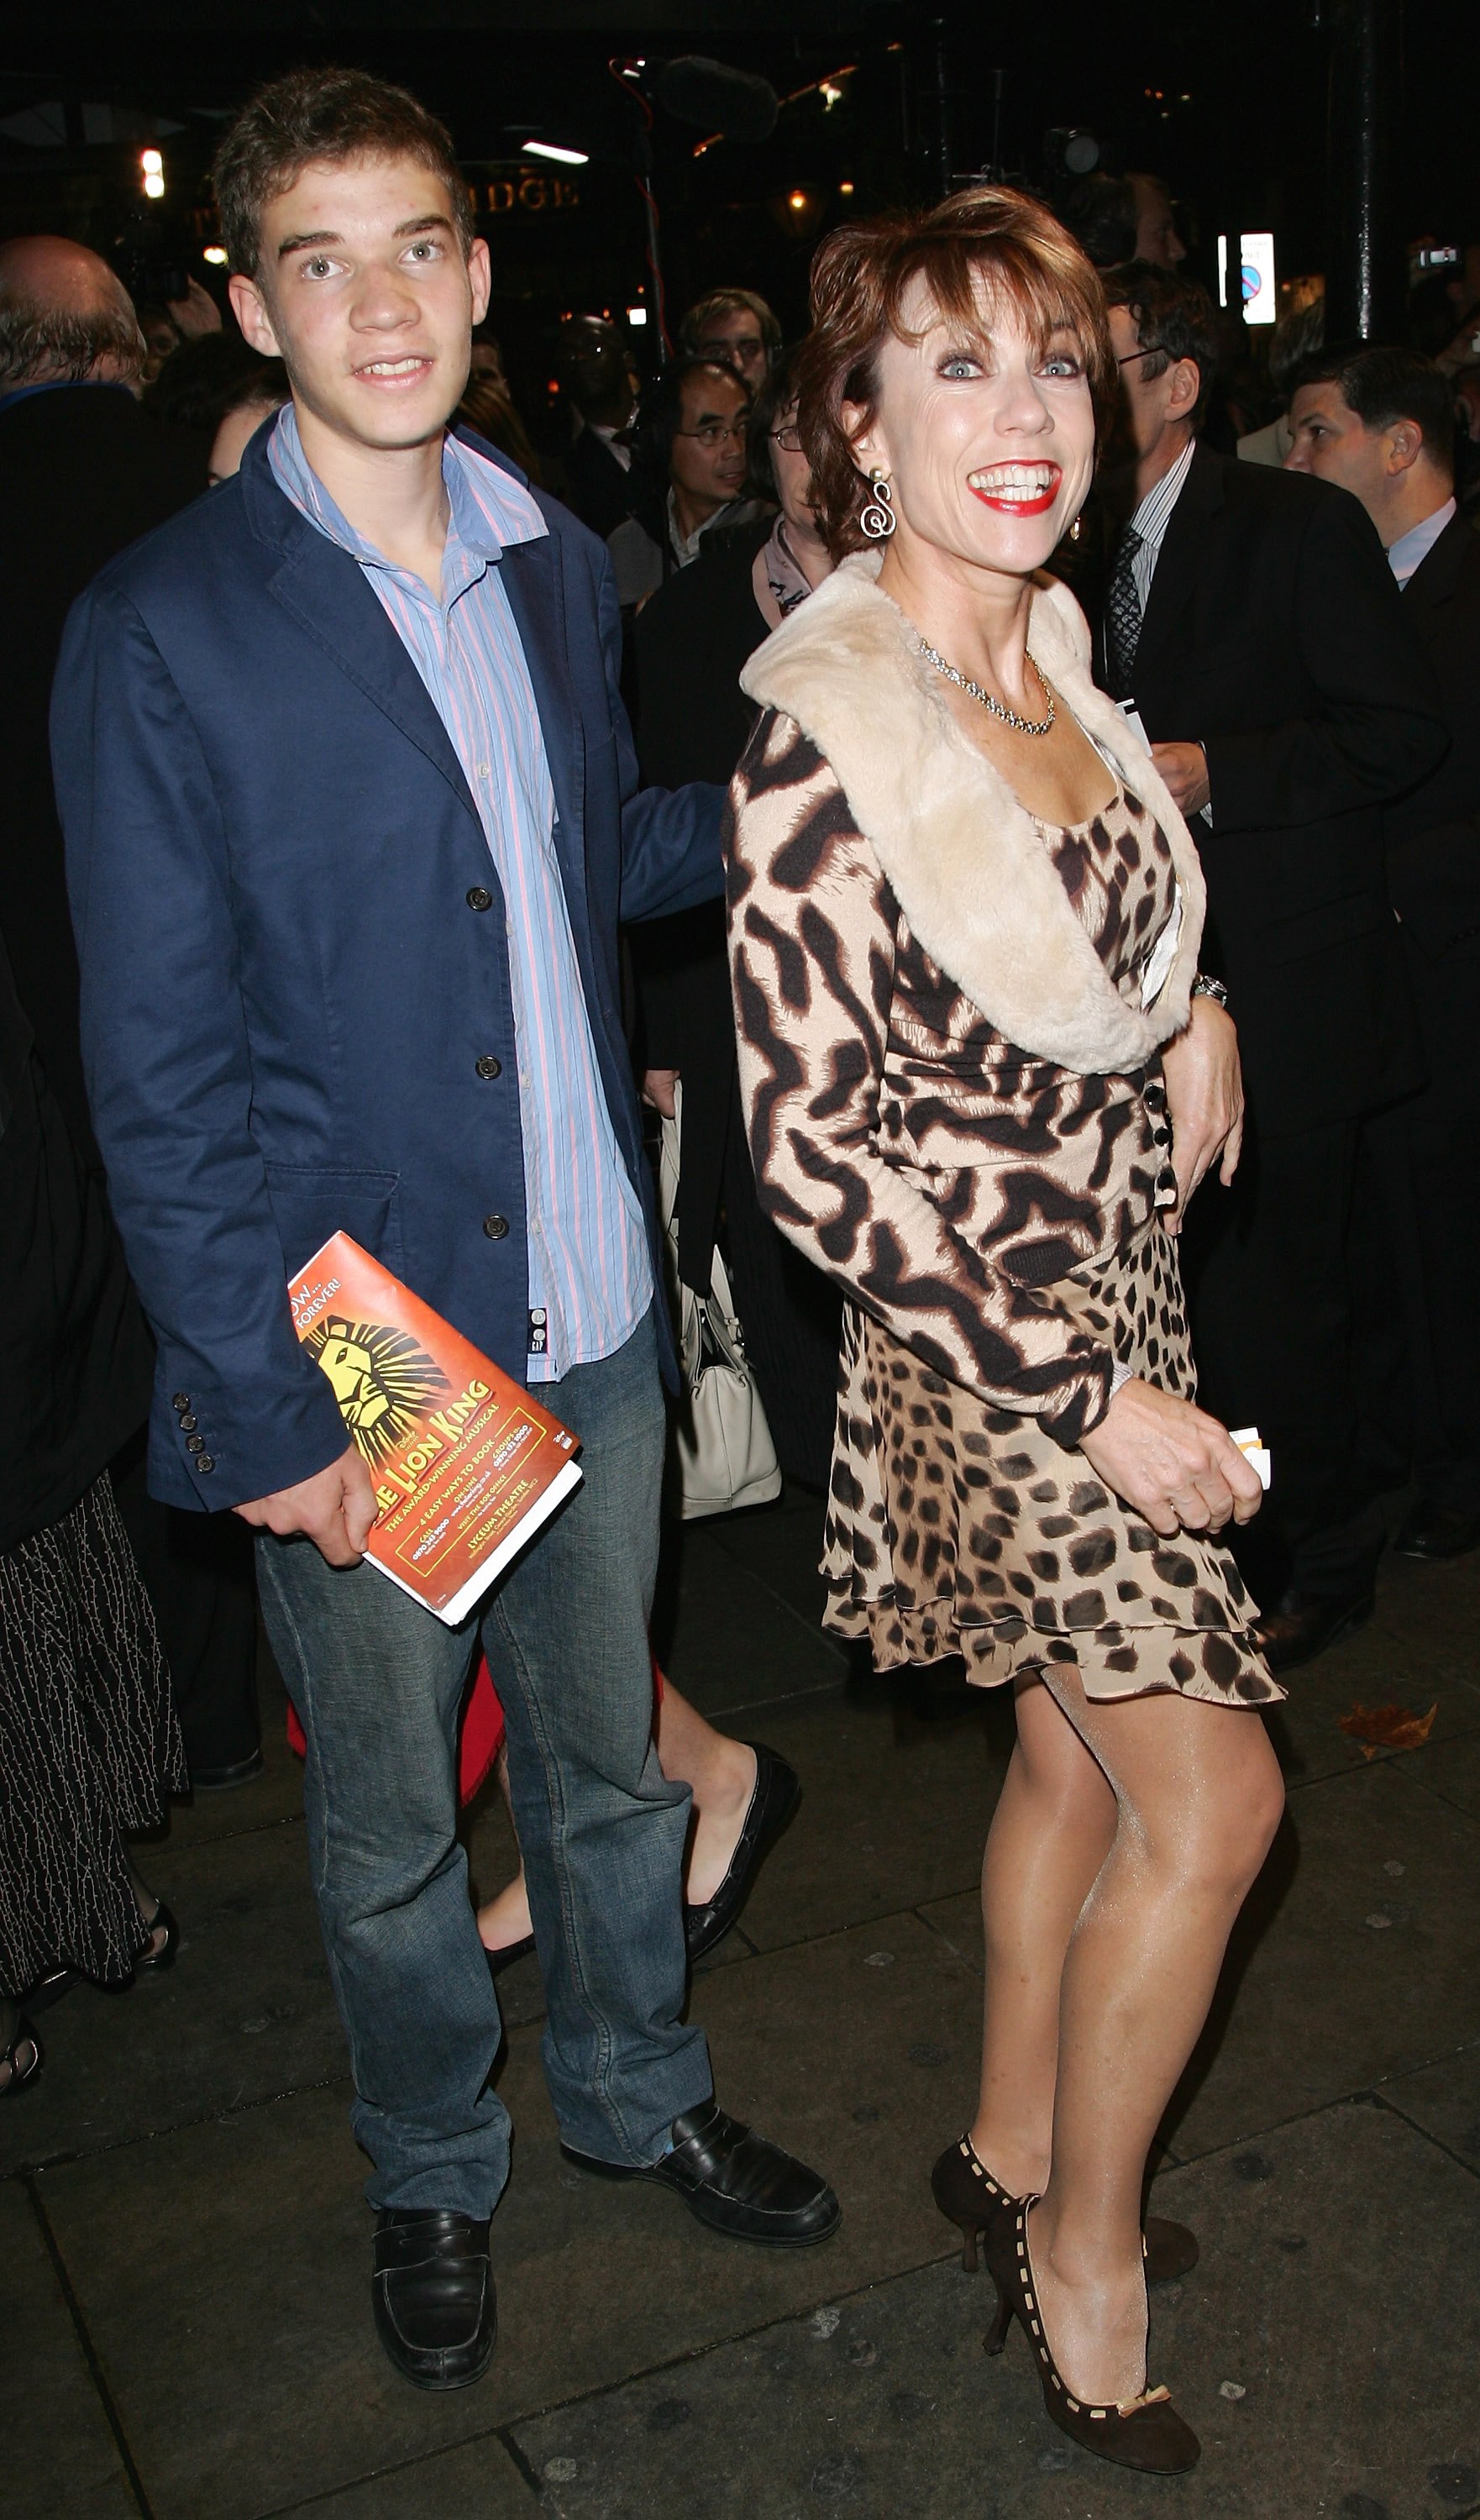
[657, 1082, 782, 1520]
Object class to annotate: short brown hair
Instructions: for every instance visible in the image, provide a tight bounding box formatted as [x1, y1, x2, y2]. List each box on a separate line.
[213, 66, 474, 281]
[680, 286, 782, 363]
[795, 186, 1114, 555]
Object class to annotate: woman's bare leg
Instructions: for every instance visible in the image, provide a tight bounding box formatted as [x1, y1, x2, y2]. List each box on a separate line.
[1024, 1676, 1283, 2406]
[477, 1681, 758, 1946]
[653, 1683, 757, 1903]
[969, 1676, 1116, 2196]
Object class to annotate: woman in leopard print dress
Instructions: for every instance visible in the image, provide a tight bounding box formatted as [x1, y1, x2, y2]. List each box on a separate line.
[726, 191, 1285, 2471]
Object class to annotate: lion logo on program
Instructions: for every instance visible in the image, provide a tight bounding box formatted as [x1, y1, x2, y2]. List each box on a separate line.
[303, 1317, 452, 1467]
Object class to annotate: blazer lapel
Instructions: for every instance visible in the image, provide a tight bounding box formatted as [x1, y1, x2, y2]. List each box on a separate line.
[258, 514, 481, 827]
[1133, 441, 1225, 684]
[497, 532, 585, 884]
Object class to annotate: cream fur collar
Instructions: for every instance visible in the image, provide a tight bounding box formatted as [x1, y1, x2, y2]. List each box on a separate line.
[739, 549, 1206, 1074]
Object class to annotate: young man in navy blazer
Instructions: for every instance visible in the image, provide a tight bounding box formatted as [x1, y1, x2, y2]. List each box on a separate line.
[53, 67, 837, 2392]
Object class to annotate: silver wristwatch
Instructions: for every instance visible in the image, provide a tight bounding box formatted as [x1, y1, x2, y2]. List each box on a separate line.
[1190, 973, 1229, 1009]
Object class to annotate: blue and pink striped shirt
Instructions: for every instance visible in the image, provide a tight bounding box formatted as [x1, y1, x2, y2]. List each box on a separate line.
[269, 406, 647, 1383]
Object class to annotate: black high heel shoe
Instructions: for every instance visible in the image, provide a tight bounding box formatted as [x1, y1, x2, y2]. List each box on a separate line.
[932, 2134, 1198, 2285]
[984, 2197, 1199, 2475]
[135, 1895, 178, 1973]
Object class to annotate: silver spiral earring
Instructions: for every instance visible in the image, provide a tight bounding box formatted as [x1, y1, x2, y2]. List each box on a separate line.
[858, 467, 896, 540]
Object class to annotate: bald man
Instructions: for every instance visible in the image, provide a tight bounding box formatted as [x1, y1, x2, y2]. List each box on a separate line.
[1, 236, 206, 1144]
[0, 240, 256, 1795]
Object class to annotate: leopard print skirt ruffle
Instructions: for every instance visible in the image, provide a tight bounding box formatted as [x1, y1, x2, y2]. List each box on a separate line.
[821, 1220, 1281, 1707]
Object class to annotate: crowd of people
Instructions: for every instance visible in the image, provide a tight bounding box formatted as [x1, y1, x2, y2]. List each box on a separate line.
[1, 57, 1476, 2478]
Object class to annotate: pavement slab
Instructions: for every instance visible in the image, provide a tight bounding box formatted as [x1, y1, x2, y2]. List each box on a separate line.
[654, 1521, 848, 1722]
[34, 1914, 983, 2520]
[1165, 1758, 1480, 2161]
[512, 2097, 1480, 2520]
[1378, 2041, 1480, 2176]
[0, 2176, 139, 2518]
[0, 1816, 341, 2177]
[267, 2433, 538, 2517]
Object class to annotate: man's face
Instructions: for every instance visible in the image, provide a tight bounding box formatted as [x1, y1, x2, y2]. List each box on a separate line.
[1284, 381, 1391, 518]
[1131, 176, 1185, 270]
[669, 364, 750, 512]
[691, 304, 769, 391]
[1107, 302, 1192, 465]
[228, 151, 490, 454]
[560, 315, 632, 407]
[469, 338, 506, 391]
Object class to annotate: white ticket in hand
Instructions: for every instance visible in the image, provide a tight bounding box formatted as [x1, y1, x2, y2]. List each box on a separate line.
[1230, 1426, 1272, 1489]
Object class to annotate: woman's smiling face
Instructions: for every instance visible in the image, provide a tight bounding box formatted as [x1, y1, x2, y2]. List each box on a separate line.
[847, 273, 1097, 580]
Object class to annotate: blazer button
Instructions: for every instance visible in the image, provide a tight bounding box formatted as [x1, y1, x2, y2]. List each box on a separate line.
[179, 1414, 197, 1432]
[172, 1392, 190, 1411]
[186, 1433, 205, 1452]
[466, 885, 493, 911]
[196, 1456, 215, 1474]
[483, 1212, 510, 1240]
[475, 1054, 502, 1080]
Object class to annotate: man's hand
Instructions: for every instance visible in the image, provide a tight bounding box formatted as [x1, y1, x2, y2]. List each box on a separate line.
[1159, 995, 1244, 1230]
[165, 276, 223, 339]
[234, 1442, 378, 1567]
[1151, 739, 1211, 818]
[642, 1065, 680, 1120]
[1079, 1378, 1263, 1538]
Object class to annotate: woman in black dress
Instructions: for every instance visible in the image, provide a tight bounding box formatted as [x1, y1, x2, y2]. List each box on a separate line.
[0, 941, 184, 2092]
[631, 352, 842, 1487]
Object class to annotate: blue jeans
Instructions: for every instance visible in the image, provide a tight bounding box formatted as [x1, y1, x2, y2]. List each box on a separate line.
[255, 1310, 711, 2217]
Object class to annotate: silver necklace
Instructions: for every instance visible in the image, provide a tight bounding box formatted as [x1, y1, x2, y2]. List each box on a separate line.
[916, 638, 1056, 737]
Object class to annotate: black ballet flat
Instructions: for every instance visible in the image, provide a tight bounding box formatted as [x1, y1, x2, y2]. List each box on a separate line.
[685, 1745, 800, 1961]
[484, 1935, 536, 1978]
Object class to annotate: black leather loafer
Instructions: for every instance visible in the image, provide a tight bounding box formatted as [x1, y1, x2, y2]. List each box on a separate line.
[371, 2208, 496, 2390]
[1254, 1588, 1374, 1677]
[685, 1746, 800, 1962]
[563, 2102, 841, 2245]
[1393, 1502, 1480, 1562]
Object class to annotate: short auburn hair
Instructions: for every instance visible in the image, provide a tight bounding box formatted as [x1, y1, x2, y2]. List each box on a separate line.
[213, 66, 474, 281]
[795, 186, 1114, 555]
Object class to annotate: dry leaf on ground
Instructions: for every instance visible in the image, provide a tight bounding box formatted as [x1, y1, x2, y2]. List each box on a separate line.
[1336, 1701, 1438, 1757]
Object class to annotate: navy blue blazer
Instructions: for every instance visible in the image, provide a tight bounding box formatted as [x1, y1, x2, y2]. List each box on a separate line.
[53, 427, 723, 1512]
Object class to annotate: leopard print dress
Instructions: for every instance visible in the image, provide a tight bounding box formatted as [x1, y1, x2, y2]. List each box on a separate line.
[727, 708, 1279, 1710]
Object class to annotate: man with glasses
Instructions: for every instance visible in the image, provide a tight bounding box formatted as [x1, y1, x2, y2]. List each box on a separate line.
[678, 286, 781, 392]
[606, 357, 769, 610]
[1092, 262, 1446, 1674]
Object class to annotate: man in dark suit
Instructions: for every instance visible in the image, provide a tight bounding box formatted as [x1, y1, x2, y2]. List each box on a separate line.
[52, 68, 837, 2393]
[1094, 265, 1446, 1672]
[1288, 346, 1480, 1560]
[554, 312, 640, 539]
[0, 235, 263, 1789]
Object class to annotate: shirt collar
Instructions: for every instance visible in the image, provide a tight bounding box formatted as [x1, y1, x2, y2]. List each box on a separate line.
[1388, 495, 1456, 587]
[268, 403, 548, 575]
[1129, 434, 1196, 550]
[666, 484, 740, 568]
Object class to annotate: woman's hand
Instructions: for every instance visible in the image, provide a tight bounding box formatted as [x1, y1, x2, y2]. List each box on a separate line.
[642, 1066, 679, 1119]
[1159, 995, 1244, 1231]
[1079, 1377, 1262, 1537]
